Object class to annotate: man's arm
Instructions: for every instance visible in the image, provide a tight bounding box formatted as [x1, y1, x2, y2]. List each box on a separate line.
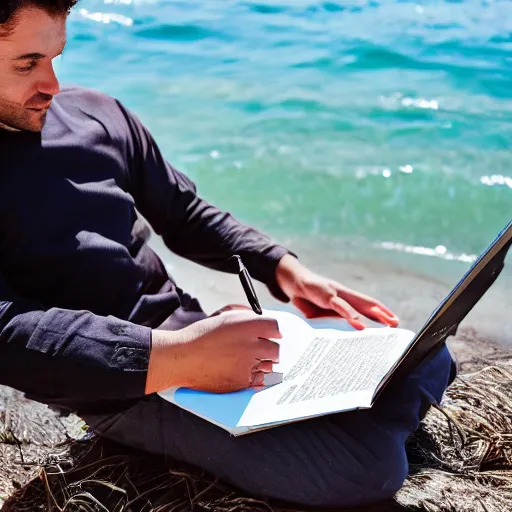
[0, 270, 151, 406]
[109, 99, 398, 328]
[116, 102, 295, 302]
[1, 267, 284, 403]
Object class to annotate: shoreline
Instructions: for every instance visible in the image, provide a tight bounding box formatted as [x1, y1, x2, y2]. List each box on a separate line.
[149, 235, 512, 349]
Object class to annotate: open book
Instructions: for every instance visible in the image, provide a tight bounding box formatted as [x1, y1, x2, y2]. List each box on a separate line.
[159, 221, 511, 436]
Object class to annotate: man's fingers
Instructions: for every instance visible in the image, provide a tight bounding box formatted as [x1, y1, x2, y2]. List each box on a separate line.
[337, 286, 398, 325]
[255, 338, 280, 362]
[330, 296, 366, 330]
[218, 311, 282, 339]
[369, 306, 399, 326]
[250, 371, 266, 386]
[375, 303, 396, 319]
[252, 360, 274, 373]
[250, 316, 282, 339]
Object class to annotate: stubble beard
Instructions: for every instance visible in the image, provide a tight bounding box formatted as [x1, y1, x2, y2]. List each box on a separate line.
[0, 99, 48, 133]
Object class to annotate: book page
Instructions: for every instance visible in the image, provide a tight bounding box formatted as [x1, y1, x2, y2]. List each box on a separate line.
[238, 328, 415, 427]
[261, 309, 314, 375]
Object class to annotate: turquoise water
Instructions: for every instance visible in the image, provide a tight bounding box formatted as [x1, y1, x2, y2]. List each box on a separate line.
[60, 0, 511, 267]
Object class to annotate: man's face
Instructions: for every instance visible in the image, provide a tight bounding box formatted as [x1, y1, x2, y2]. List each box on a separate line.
[0, 7, 66, 132]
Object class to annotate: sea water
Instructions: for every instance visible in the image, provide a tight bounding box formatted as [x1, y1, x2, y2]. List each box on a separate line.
[59, 0, 512, 282]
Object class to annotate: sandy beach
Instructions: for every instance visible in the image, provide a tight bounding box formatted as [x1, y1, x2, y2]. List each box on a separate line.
[149, 234, 512, 352]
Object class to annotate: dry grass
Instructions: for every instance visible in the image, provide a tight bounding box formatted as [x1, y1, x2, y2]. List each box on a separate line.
[396, 358, 512, 512]
[1, 354, 511, 512]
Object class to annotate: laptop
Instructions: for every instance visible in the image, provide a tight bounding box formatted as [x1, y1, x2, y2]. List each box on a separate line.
[382, 219, 512, 391]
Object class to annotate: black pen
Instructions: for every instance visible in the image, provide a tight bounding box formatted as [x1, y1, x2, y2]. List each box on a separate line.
[231, 255, 262, 315]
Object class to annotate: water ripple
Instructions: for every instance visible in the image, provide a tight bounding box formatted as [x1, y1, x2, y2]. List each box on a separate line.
[79, 8, 133, 26]
[135, 23, 223, 41]
[376, 241, 477, 264]
[63, 0, 512, 256]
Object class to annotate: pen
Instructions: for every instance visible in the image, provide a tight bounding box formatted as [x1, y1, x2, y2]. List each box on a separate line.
[231, 255, 263, 315]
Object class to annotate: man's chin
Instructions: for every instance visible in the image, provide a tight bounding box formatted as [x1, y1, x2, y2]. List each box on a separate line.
[2, 111, 48, 133]
[24, 110, 48, 132]
[13, 110, 47, 133]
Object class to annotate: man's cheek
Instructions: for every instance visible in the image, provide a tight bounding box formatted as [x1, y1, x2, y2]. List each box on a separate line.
[0, 86, 24, 108]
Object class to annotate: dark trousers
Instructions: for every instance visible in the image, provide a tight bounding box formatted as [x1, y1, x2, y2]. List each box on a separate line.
[83, 345, 455, 509]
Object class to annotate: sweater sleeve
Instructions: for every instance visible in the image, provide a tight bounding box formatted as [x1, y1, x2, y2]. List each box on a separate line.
[116, 102, 296, 302]
[0, 270, 151, 406]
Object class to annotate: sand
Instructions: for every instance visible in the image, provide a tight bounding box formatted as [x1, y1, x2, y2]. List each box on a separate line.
[149, 234, 512, 349]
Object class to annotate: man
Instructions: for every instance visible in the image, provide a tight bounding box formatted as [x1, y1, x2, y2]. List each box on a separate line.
[0, 1, 455, 508]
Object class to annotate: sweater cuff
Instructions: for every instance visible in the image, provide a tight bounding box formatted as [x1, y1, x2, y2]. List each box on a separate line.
[23, 310, 152, 402]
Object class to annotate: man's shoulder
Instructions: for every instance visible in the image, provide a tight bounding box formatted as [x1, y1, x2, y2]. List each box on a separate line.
[53, 86, 135, 140]
[55, 86, 121, 113]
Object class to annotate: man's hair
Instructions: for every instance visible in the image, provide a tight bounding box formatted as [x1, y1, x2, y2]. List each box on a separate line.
[0, 0, 77, 27]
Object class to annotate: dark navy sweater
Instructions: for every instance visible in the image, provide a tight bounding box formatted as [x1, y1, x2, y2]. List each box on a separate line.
[0, 86, 291, 412]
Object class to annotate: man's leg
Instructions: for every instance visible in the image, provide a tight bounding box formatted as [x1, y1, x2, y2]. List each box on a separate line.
[82, 345, 454, 509]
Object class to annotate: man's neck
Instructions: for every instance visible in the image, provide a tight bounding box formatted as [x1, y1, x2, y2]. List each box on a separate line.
[0, 120, 21, 132]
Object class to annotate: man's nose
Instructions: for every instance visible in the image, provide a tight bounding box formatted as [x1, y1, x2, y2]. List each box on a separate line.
[38, 61, 61, 97]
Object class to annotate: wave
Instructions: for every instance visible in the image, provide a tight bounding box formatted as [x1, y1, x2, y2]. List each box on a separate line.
[290, 43, 510, 81]
[135, 23, 223, 41]
[242, 2, 288, 15]
[241, 1, 348, 16]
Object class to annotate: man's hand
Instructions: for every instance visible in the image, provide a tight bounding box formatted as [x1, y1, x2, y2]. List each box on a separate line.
[146, 310, 281, 395]
[275, 254, 399, 330]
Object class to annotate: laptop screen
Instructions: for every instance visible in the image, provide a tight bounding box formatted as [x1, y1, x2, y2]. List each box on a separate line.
[385, 220, 512, 386]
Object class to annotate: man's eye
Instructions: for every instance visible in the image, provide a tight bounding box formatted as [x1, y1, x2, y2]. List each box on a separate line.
[16, 61, 37, 73]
